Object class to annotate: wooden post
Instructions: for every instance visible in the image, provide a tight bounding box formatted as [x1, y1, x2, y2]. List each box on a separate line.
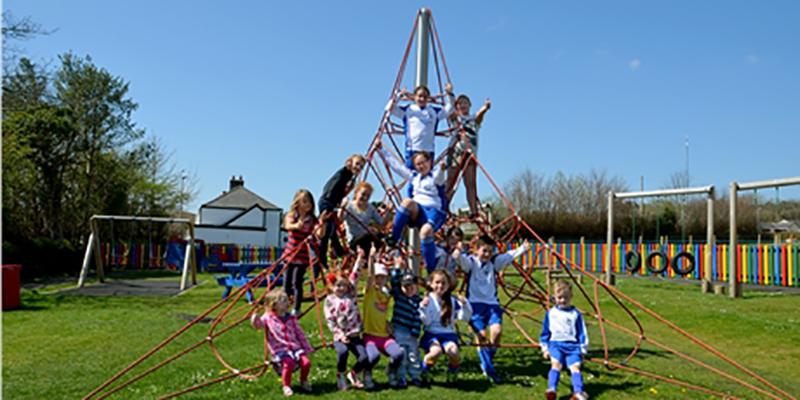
[702, 191, 715, 294]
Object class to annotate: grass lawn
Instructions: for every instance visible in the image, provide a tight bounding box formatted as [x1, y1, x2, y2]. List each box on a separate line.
[3, 271, 799, 399]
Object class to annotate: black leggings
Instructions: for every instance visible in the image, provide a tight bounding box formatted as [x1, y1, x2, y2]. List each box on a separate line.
[349, 234, 384, 258]
[334, 337, 368, 373]
[319, 217, 345, 268]
[283, 263, 307, 313]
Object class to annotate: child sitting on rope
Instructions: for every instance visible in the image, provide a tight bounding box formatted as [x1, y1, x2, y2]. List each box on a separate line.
[318, 154, 366, 270]
[324, 249, 368, 391]
[540, 279, 589, 400]
[360, 251, 405, 389]
[419, 268, 472, 383]
[250, 289, 314, 397]
[386, 83, 455, 169]
[340, 182, 386, 259]
[377, 140, 447, 272]
[434, 226, 464, 279]
[452, 235, 531, 383]
[445, 94, 491, 217]
[283, 189, 325, 315]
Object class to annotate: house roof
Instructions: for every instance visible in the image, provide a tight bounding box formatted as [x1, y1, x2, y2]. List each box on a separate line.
[758, 219, 800, 233]
[202, 186, 281, 211]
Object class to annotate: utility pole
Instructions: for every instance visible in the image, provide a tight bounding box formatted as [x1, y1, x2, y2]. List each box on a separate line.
[409, 8, 431, 276]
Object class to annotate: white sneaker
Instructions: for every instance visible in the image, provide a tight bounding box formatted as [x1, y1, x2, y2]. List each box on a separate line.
[282, 386, 293, 397]
[364, 371, 375, 390]
[347, 370, 364, 389]
[337, 373, 348, 391]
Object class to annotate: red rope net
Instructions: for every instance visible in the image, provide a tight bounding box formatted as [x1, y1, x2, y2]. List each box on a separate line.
[85, 10, 795, 400]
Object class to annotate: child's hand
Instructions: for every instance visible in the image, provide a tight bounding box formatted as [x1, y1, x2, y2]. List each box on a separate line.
[483, 98, 492, 110]
[420, 296, 430, 308]
[542, 350, 551, 360]
[445, 82, 454, 95]
[522, 240, 531, 251]
[341, 336, 350, 344]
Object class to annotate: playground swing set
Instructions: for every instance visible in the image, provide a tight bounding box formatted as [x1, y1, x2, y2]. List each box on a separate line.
[77, 215, 198, 291]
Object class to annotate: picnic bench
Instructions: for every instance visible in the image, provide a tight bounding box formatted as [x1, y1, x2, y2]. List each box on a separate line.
[212, 262, 282, 303]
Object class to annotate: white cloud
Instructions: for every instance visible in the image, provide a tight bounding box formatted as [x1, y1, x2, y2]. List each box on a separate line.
[629, 58, 641, 71]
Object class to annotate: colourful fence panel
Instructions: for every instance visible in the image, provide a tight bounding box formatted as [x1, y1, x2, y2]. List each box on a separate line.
[511, 241, 799, 288]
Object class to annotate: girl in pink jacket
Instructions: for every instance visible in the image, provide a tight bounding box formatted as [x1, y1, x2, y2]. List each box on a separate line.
[251, 289, 314, 397]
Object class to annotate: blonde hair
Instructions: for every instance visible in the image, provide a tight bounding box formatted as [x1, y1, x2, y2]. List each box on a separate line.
[554, 279, 572, 296]
[289, 189, 315, 218]
[347, 154, 366, 165]
[264, 289, 288, 312]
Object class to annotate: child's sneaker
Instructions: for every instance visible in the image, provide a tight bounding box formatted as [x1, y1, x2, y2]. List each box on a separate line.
[346, 370, 364, 389]
[411, 377, 424, 387]
[397, 377, 408, 388]
[282, 386, 294, 397]
[571, 392, 589, 400]
[336, 373, 348, 391]
[387, 367, 399, 387]
[363, 371, 376, 390]
[545, 389, 557, 400]
[446, 366, 459, 383]
[300, 381, 312, 393]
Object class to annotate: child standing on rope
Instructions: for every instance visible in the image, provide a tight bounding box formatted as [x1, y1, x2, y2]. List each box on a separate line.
[389, 257, 424, 387]
[283, 189, 325, 315]
[324, 249, 368, 391]
[446, 95, 491, 217]
[318, 154, 366, 269]
[540, 279, 589, 400]
[453, 235, 531, 383]
[361, 253, 405, 389]
[419, 269, 472, 382]
[340, 182, 386, 258]
[387, 83, 455, 168]
[378, 141, 447, 271]
[251, 289, 314, 397]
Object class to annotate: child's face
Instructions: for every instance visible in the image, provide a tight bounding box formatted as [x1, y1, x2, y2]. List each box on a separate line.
[374, 274, 387, 288]
[393, 254, 407, 269]
[401, 282, 418, 297]
[413, 155, 432, 175]
[554, 288, 572, 307]
[456, 99, 471, 115]
[429, 274, 449, 296]
[447, 233, 463, 249]
[274, 294, 290, 314]
[334, 279, 350, 298]
[415, 89, 429, 108]
[299, 195, 313, 214]
[355, 188, 372, 206]
[348, 158, 365, 174]
[477, 243, 494, 262]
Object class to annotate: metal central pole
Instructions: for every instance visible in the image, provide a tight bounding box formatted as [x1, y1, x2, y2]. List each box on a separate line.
[409, 8, 431, 275]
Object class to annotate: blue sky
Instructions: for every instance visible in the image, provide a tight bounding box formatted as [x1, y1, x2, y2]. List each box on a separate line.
[6, 1, 800, 211]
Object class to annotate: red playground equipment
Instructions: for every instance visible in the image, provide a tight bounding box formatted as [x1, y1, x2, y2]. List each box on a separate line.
[84, 9, 796, 400]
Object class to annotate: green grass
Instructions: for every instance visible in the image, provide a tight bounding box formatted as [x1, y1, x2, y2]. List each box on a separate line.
[4, 272, 799, 399]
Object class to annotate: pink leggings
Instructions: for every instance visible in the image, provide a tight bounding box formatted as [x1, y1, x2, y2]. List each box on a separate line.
[281, 354, 311, 387]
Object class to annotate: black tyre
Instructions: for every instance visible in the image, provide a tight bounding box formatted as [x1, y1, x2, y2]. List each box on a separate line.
[671, 251, 695, 276]
[646, 251, 669, 274]
[625, 251, 642, 273]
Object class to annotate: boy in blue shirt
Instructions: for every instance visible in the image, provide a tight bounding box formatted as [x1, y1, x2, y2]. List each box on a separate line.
[453, 235, 530, 383]
[540, 279, 589, 400]
[389, 258, 423, 388]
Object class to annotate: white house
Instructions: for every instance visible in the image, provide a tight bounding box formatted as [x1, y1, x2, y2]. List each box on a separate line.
[195, 176, 283, 247]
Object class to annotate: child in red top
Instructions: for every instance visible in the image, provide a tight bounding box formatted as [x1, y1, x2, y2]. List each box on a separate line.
[251, 289, 314, 397]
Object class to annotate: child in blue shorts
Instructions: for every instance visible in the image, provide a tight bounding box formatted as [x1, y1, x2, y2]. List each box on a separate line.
[378, 140, 448, 271]
[453, 235, 530, 383]
[419, 269, 472, 383]
[540, 279, 589, 400]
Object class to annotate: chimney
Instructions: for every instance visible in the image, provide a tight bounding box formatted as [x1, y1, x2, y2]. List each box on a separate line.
[229, 175, 244, 190]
